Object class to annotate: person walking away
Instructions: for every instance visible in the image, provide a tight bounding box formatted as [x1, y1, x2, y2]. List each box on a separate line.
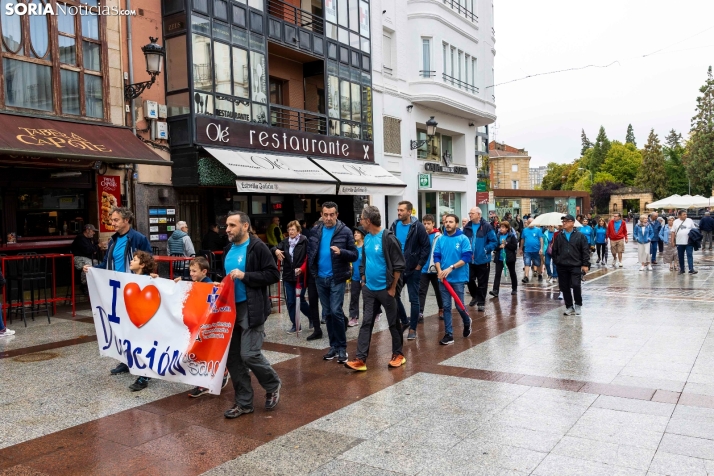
[463, 207, 497, 311]
[273, 220, 309, 334]
[671, 210, 697, 275]
[126, 251, 159, 391]
[345, 206, 406, 371]
[661, 216, 678, 271]
[594, 218, 608, 265]
[519, 218, 544, 283]
[698, 211, 714, 251]
[634, 215, 654, 271]
[552, 215, 590, 315]
[607, 212, 628, 267]
[71, 224, 100, 292]
[266, 216, 284, 247]
[433, 214, 473, 345]
[390, 201, 430, 333]
[648, 212, 662, 264]
[168, 221, 196, 257]
[417, 215, 444, 330]
[543, 225, 556, 282]
[308, 202, 358, 363]
[490, 221, 518, 297]
[202, 223, 227, 251]
[347, 227, 382, 328]
[222, 211, 282, 418]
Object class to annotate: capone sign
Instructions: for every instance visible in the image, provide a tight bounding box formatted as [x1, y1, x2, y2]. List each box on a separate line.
[195, 116, 374, 162]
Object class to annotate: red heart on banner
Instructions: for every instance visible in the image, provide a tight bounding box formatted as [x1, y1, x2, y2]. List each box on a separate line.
[124, 282, 161, 328]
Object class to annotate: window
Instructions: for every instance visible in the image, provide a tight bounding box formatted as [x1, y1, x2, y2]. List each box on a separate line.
[421, 38, 431, 78]
[457, 50, 462, 83]
[382, 33, 392, 75]
[511, 180, 519, 189]
[471, 57, 477, 87]
[450, 47, 455, 81]
[166, 36, 189, 91]
[1, 0, 105, 118]
[511, 164, 518, 172]
[383, 116, 401, 154]
[442, 135, 452, 161]
[442, 42, 447, 76]
[464, 54, 469, 86]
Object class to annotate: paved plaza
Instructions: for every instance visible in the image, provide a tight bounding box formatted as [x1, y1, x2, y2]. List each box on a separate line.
[2, 239, 714, 475]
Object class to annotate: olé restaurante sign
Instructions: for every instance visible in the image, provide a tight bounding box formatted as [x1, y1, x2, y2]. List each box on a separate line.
[196, 116, 374, 162]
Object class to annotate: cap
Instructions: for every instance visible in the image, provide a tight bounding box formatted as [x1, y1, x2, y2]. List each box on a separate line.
[561, 214, 575, 222]
[84, 224, 98, 231]
[353, 226, 367, 236]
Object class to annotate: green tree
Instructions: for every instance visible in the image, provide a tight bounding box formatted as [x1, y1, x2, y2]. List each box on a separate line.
[635, 129, 667, 199]
[683, 66, 714, 195]
[594, 171, 617, 184]
[590, 126, 611, 173]
[625, 124, 637, 147]
[664, 129, 688, 195]
[600, 141, 642, 185]
[541, 162, 570, 190]
[562, 160, 585, 191]
[581, 129, 592, 156]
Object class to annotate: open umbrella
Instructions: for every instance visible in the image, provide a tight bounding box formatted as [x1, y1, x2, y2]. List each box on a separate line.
[531, 212, 583, 227]
[646, 194, 680, 209]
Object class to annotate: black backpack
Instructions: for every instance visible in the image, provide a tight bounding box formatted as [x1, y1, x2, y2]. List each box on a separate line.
[689, 228, 703, 251]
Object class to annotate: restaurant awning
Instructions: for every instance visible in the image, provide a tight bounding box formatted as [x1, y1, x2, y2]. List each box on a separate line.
[311, 159, 406, 195]
[0, 113, 170, 165]
[204, 147, 337, 194]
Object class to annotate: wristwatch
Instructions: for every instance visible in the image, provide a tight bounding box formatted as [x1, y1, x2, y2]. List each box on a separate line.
[449, 264, 455, 270]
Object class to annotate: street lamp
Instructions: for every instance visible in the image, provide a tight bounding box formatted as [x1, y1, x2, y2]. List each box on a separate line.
[410, 116, 439, 149]
[124, 37, 166, 100]
[578, 167, 593, 183]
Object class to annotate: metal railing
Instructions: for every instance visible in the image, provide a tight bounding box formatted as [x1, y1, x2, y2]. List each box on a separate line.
[442, 73, 479, 94]
[383, 66, 393, 76]
[268, 0, 324, 36]
[419, 70, 436, 78]
[442, 0, 477, 22]
[270, 104, 327, 135]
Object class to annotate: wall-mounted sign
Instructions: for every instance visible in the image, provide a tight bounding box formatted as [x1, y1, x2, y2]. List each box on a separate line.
[148, 206, 176, 242]
[476, 192, 490, 205]
[418, 173, 432, 189]
[97, 175, 121, 232]
[195, 116, 375, 162]
[424, 162, 468, 175]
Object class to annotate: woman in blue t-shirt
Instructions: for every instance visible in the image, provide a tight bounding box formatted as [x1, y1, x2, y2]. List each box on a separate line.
[490, 221, 519, 297]
[594, 218, 608, 265]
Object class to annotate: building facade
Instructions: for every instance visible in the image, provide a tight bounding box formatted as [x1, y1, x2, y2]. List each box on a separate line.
[529, 165, 546, 188]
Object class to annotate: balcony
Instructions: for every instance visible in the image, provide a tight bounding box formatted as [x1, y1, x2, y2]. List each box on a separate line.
[270, 104, 327, 134]
[409, 73, 495, 121]
[442, 73, 479, 94]
[442, 0, 477, 23]
[267, 0, 326, 57]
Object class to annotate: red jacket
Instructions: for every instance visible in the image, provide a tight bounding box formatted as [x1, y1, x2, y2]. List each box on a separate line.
[607, 220, 628, 241]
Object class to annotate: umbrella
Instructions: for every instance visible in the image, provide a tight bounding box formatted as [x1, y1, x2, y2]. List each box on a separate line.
[651, 194, 707, 209]
[646, 194, 680, 209]
[691, 196, 714, 208]
[530, 212, 583, 227]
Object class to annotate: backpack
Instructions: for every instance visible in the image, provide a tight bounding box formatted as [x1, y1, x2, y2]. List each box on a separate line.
[689, 228, 703, 251]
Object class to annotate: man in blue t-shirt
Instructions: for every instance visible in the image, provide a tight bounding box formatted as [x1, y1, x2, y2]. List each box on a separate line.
[345, 206, 406, 372]
[519, 218, 544, 283]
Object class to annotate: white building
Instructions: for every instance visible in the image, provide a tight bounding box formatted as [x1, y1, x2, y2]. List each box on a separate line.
[370, 0, 497, 223]
[530, 166, 548, 188]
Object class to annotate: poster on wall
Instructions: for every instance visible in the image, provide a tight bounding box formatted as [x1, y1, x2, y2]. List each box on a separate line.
[148, 206, 176, 242]
[97, 175, 122, 232]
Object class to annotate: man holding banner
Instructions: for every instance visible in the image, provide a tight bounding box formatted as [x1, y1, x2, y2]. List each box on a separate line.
[223, 211, 282, 418]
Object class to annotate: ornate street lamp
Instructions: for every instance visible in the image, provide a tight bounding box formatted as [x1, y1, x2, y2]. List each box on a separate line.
[410, 116, 438, 149]
[124, 37, 166, 100]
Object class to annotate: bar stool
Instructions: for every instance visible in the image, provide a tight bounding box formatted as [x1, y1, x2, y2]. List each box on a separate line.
[13, 255, 51, 326]
[170, 253, 193, 280]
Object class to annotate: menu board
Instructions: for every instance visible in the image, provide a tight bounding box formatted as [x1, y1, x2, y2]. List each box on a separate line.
[97, 175, 122, 232]
[148, 206, 176, 242]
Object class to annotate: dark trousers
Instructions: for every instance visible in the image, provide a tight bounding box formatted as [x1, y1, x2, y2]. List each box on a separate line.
[492, 260, 517, 293]
[596, 243, 607, 261]
[226, 302, 281, 409]
[556, 266, 583, 308]
[418, 273, 443, 313]
[316, 276, 347, 351]
[677, 245, 694, 272]
[397, 271, 421, 329]
[466, 262, 490, 305]
[658, 240, 664, 253]
[283, 280, 309, 327]
[348, 279, 381, 320]
[307, 273, 321, 331]
[356, 287, 402, 362]
[650, 241, 659, 263]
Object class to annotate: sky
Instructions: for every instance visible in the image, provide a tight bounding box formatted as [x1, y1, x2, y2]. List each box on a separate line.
[493, 0, 714, 167]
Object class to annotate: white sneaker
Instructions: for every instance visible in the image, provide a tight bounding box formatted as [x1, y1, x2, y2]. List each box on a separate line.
[612, 260, 617, 268]
[0, 328, 15, 336]
[558, 292, 563, 300]
[564, 307, 576, 316]
[639, 265, 645, 271]
[618, 261, 624, 268]
[574, 305, 582, 315]
[647, 264, 653, 271]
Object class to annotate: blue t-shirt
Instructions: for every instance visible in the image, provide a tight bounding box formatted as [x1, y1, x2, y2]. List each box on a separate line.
[469, 223, 481, 254]
[364, 231, 387, 291]
[113, 234, 128, 272]
[521, 227, 544, 253]
[395, 222, 411, 253]
[580, 225, 593, 244]
[422, 233, 438, 274]
[613, 220, 623, 234]
[225, 241, 249, 303]
[433, 231, 472, 284]
[352, 245, 362, 281]
[595, 226, 607, 244]
[564, 231, 573, 241]
[318, 226, 335, 278]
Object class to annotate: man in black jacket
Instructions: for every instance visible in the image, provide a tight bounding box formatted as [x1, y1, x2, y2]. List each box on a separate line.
[552, 214, 590, 316]
[202, 223, 227, 251]
[307, 202, 358, 363]
[699, 211, 714, 251]
[346, 205, 406, 371]
[222, 211, 282, 419]
[390, 201, 430, 335]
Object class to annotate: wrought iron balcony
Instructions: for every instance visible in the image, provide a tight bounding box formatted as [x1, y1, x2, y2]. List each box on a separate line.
[442, 0, 477, 23]
[268, 0, 324, 36]
[270, 104, 327, 135]
[442, 73, 479, 94]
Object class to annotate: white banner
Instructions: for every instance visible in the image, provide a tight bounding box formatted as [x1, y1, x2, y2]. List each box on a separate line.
[87, 269, 236, 394]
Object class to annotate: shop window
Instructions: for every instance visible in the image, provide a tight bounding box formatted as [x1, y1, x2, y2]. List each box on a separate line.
[16, 189, 89, 237]
[269, 195, 284, 215]
[232, 195, 248, 212]
[251, 195, 267, 214]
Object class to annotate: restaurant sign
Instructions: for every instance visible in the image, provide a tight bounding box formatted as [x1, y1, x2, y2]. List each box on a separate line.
[195, 116, 375, 162]
[424, 162, 468, 175]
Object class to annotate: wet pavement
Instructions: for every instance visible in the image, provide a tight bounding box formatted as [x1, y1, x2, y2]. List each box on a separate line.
[2, 234, 714, 475]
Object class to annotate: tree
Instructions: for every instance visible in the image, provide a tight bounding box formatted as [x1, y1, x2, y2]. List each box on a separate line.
[541, 162, 570, 190]
[581, 129, 592, 156]
[590, 126, 611, 173]
[591, 181, 624, 213]
[625, 124, 637, 147]
[664, 129, 689, 195]
[665, 129, 682, 149]
[683, 66, 714, 195]
[594, 171, 617, 184]
[600, 141, 642, 185]
[635, 129, 667, 199]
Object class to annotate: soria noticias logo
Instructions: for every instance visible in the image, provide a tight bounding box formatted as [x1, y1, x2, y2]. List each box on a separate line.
[4, 2, 136, 16]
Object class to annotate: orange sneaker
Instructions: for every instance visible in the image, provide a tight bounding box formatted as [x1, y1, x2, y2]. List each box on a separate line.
[345, 358, 367, 371]
[388, 354, 407, 368]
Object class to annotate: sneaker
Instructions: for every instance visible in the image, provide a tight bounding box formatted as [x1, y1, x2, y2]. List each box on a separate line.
[306, 331, 323, 341]
[538, 274, 543, 281]
[652, 261, 658, 265]
[564, 307, 576, 316]
[521, 276, 529, 283]
[690, 270, 699, 274]
[438, 310, 444, 320]
[612, 260, 617, 268]
[224, 404, 254, 419]
[596, 258, 601, 264]
[418, 313, 424, 323]
[129, 376, 150, 391]
[222, 373, 230, 389]
[407, 329, 417, 340]
[574, 305, 582, 315]
[558, 292, 563, 300]
[463, 318, 472, 338]
[345, 358, 367, 371]
[489, 290, 499, 298]
[188, 386, 209, 398]
[440, 333, 455, 345]
[618, 261, 623, 268]
[0, 328, 15, 336]
[546, 277, 552, 283]
[639, 266, 645, 271]
[511, 290, 518, 295]
[110, 362, 130, 375]
[323, 348, 338, 360]
[468, 298, 478, 307]
[388, 354, 406, 368]
[477, 305, 485, 312]
[287, 325, 297, 334]
[265, 383, 281, 410]
[647, 264, 653, 271]
[337, 349, 348, 364]
[348, 318, 359, 327]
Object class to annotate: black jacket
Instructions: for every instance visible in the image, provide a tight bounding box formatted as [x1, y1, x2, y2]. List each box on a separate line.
[552, 229, 591, 268]
[389, 216, 430, 273]
[307, 220, 358, 283]
[71, 234, 98, 260]
[202, 230, 227, 251]
[699, 216, 714, 232]
[272, 235, 307, 283]
[359, 229, 405, 294]
[493, 233, 519, 264]
[223, 236, 280, 328]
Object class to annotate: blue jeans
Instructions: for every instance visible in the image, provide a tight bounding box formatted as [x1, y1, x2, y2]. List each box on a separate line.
[0, 305, 5, 331]
[397, 271, 421, 330]
[546, 253, 558, 278]
[650, 241, 659, 263]
[439, 281, 470, 336]
[677, 245, 694, 272]
[316, 277, 347, 350]
[283, 280, 309, 327]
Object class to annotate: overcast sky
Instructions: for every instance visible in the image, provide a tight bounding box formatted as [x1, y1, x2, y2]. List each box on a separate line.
[493, 0, 714, 167]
